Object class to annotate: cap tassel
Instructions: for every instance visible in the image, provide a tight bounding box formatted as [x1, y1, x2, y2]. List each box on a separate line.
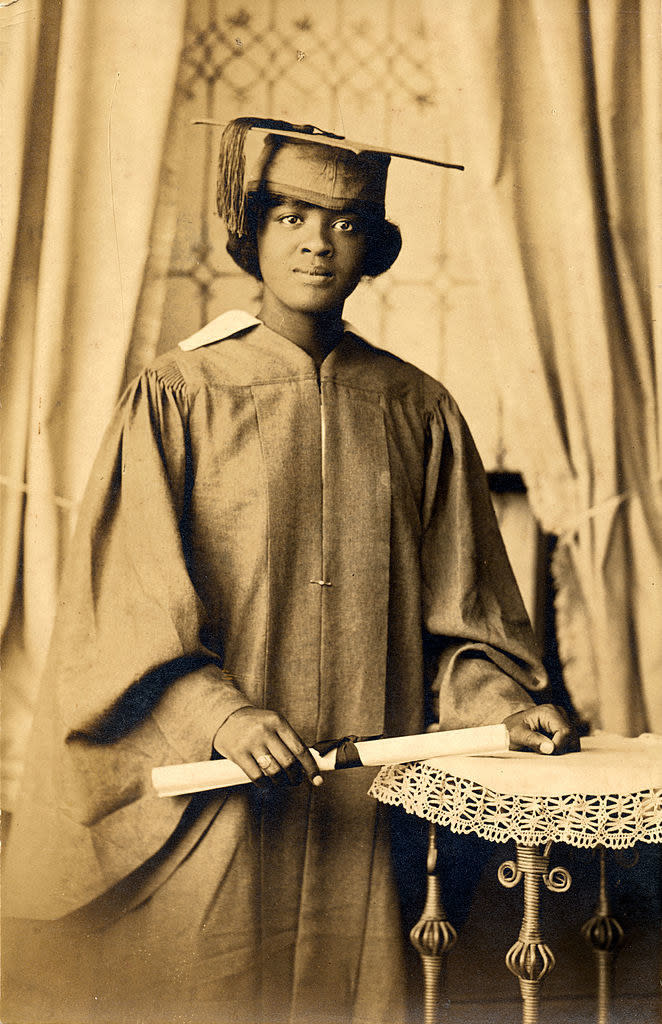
[217, 117, 255, 237]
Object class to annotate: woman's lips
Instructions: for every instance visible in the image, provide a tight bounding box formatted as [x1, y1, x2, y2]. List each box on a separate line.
[293, 267, 333, 278]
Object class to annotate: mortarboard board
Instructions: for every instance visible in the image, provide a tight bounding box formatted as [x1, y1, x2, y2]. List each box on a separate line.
[195, 117, 464, 237]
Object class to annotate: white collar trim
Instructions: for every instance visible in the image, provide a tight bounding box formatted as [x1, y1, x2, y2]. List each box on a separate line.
[178, 310, 261, 351]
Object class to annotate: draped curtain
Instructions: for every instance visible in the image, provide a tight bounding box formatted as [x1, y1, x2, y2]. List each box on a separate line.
[2, 0, 660, 813]
[425, 0, 661, 733]
[0, 0, 187, 807]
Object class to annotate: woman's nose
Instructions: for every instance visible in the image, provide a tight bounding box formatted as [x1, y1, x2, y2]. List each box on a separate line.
[300, 217, 333, 256]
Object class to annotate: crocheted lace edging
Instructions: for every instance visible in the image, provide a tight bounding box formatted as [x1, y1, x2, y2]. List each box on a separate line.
[369, 763, 662, 849]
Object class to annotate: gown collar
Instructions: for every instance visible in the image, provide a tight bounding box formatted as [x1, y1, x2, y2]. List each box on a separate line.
[179, 309, 372, 381]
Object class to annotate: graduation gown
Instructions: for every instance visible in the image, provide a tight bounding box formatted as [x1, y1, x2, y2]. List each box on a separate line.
[4, 313, 546, 1023]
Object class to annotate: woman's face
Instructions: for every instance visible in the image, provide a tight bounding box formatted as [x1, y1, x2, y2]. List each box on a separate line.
[256, 198, 366, 318]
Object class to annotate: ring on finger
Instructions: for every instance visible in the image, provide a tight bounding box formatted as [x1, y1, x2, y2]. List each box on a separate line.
[257, 753, 273, 772]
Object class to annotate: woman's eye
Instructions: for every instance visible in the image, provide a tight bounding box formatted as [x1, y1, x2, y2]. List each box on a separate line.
[278, 214, 302, 226]
[334, 220, 355, 232]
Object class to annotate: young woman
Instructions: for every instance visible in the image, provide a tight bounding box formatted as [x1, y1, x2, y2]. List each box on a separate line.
[5, 119, 576, 1024]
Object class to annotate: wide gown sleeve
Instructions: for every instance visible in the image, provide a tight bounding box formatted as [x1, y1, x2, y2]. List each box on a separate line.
[6, 367, 253, 919]
[421, 390, 548, 730]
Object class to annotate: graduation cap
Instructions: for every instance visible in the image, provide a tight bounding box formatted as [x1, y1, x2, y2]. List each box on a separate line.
[195, 117, 464, 237]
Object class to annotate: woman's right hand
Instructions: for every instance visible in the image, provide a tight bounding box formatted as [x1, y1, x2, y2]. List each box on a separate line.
[212, 707, 323, 787]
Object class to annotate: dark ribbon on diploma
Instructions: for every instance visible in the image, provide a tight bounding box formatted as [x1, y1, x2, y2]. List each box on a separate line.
[315, 734, 384, 769]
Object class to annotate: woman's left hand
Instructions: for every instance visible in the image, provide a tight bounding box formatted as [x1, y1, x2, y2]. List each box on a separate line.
[503, 704, 580, 755]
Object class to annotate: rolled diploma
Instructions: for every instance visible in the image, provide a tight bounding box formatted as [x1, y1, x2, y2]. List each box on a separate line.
[152, 723, 509, 798]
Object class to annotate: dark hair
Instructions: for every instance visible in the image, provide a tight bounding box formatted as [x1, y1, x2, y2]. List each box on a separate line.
[224, 193, 402, 282]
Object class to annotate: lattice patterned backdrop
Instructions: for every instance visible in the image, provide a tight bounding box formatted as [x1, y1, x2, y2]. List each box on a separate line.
[158, 1, 472, 391]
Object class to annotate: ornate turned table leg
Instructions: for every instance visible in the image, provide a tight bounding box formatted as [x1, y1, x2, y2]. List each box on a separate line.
[498, 842, 572, 1024]
[409, 822, 457, 1024]
[580, 846, 624, 1024]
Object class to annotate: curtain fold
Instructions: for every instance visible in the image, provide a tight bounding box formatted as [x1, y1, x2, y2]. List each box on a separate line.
[425, 0, 661, 733]
[1, 0, 187, 808]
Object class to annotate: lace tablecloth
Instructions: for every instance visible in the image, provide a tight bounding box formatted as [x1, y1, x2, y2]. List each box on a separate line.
[369, 733, 662, 849]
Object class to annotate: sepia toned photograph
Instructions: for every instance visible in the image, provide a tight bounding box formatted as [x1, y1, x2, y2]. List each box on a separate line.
[1, 1, 660, 1022]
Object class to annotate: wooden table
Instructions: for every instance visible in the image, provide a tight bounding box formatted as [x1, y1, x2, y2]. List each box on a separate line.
[370, 733, 662, 1024]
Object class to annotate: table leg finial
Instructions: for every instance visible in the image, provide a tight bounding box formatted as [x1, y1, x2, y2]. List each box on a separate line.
[409, 823, 457, 1024]
[581, 846, 624, 1024]
[498, 843, 572, 1024]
